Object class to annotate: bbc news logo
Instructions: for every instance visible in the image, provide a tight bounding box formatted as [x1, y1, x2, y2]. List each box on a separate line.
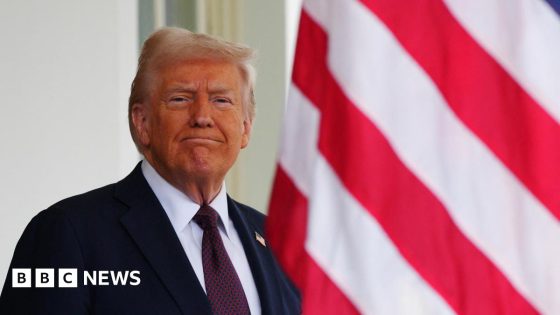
[12, 269, 141, 288]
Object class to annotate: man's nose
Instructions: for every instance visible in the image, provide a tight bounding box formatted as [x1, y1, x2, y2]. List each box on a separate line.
[189, 98, 214, 128]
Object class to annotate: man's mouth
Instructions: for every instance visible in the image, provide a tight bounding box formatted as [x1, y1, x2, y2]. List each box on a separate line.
[181, 137, 222, 144]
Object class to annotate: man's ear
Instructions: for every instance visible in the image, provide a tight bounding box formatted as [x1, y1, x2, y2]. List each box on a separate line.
[240, 119, 253, 149]
[131, 103, 151, 147]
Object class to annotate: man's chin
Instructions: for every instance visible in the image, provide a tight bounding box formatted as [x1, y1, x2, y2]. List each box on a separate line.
[179, 158, 217, 179]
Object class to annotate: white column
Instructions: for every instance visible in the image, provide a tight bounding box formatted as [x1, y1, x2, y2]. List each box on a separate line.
[0, 0, 139, 287]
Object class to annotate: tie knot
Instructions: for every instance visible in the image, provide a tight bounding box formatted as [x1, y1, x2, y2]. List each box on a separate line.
[193, 204, 219, 231]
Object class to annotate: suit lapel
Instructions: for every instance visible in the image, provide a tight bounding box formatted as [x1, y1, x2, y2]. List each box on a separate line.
[115, 164, 211, 315]
[228, 197, 285, 315]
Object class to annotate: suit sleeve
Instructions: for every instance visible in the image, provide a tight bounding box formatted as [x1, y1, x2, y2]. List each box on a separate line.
[0, 207, 90, 314]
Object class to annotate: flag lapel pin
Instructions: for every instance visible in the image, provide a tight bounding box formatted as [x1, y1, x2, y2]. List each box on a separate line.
[255, 231, 266, 247]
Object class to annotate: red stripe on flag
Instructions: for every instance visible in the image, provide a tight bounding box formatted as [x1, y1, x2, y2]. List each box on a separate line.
[291, 9, 329, 112]
[267, 166, 308, 280]
[359, 0, 560, 221]
[293, 9, 538, 314]
[300, 253, 360, 315]
[267, 166, 360, 314]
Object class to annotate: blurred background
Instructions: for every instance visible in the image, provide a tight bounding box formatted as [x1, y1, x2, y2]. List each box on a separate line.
[0, 0, 302, 288]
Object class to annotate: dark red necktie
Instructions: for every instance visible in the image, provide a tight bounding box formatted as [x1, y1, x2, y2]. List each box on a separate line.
[193, 204, 251, 315]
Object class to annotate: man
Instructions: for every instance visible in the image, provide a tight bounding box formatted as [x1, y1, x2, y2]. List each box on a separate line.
[0, 27, 300, 314]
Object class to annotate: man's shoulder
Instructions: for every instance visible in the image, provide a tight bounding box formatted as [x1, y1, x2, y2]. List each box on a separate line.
[228, 197, 266, 228]
[22, 183, 121, 238]
[53, 182, 117, 209]
[232, 199, 265, 218]
[42, 163, 144, 220]
[13, 170, 143, 267]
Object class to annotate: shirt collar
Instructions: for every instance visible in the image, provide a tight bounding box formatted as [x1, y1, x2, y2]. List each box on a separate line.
[141, 160, 231, 237]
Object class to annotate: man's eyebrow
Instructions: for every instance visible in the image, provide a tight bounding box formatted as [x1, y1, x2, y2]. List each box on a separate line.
[208, 84, 236, 94]
[163, 86, 197, 94]
[208, 88, 235, 95]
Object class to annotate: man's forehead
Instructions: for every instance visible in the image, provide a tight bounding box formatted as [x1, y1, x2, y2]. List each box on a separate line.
[161, 60, 241, 81]
[164, 58, 240, 73]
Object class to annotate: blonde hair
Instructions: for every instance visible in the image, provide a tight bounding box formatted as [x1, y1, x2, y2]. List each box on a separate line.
[128, 27, 256, 150]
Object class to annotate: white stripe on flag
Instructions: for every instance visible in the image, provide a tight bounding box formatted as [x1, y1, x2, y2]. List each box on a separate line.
[280, 85, 455, 315]
[308, 156, 456, 315]
[442, 0, 560, 124]
[278, 85, 321, 198]
[304, 0, 560, 313]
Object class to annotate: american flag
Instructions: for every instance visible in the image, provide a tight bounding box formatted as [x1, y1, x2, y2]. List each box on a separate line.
[266, 0, 560, 314]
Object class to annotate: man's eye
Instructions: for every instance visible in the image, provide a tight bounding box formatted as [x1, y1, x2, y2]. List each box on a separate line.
[213, 98, 232, 104]
[166, 96, 192, 109]
[170, 97, 189, 102]
[167, 97, 191, 107]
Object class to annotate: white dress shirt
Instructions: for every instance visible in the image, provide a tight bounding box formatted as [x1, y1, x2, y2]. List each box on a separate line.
[141, 160, 261, 314]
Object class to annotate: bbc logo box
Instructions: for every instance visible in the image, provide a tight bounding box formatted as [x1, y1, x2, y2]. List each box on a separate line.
[12, 268, 78, 288]
[58, 268, 78, 287]
[11, 269, 31, 288]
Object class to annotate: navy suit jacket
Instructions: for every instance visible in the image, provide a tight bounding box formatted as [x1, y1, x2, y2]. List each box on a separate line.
[0, 164, 300, 314]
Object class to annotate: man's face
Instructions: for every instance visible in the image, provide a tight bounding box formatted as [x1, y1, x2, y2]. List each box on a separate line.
[133, 59, 252, 186]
